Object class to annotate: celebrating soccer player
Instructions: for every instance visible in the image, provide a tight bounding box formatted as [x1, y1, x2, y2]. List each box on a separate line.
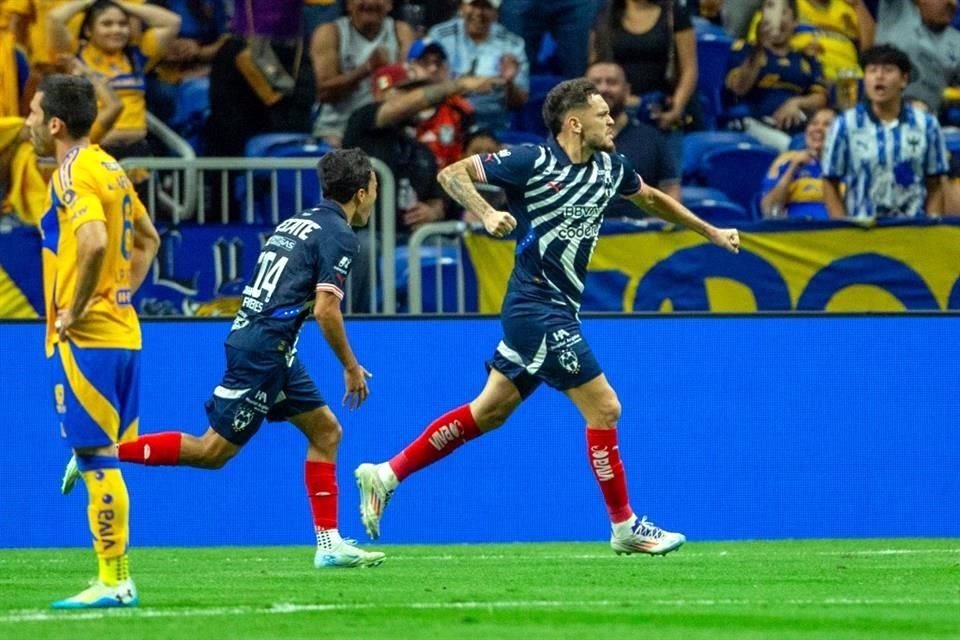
[31, 74, 161, 608]
[356, 78, 740, 554]
[62, 149, 386, 569]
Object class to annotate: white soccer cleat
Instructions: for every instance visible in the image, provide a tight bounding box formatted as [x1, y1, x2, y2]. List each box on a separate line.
[314, 539, 385, 568]
[51, 578, 138, 609]
[354, 463, 393, 540]
[61, 454, 80, 495]
[610, 515, 686, 556]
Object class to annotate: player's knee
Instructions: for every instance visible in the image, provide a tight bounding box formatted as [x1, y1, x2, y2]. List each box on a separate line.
[474, 403, 511, 430]
[199, 436, 236, 469]
[595, 394, 622, 427]
[314, 416, 342, 450]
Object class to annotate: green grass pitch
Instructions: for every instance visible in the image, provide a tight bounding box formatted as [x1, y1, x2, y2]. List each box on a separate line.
[1, 539, 958, 639]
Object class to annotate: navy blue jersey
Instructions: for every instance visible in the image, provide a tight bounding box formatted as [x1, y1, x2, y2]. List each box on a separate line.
[472, 139, 643, 312]
[226, 200, 358, 353]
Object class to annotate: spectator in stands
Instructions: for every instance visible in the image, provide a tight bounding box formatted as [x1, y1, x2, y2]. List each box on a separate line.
[48, 0, 181, 159]
[592, 0, 699, 171]
[0, 12, 29, 117]
[792, 0, 874, 83]
[145, 0, 228, 123]
[463, 127, 501, 156]
[343, 62, 498, 234]
[585, 60, 681, 220]
[822, 45, 948, 219]
[427, 0, 530, 131]
[0, 116, 48, 226]
[407, 39, 477, 169]
[693, 0, 725, 26]
[205, 0, 315, 156]
[759, 106, 834, 219]
[311, 0, 415, 147]
[498, 0, 600, 78]
[876, 0, 960, 115]
[725, 0, 827, 150]
[60, 54, 126, 144]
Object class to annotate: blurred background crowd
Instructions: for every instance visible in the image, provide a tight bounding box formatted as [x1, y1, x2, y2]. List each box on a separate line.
[1, 0, 959, 231]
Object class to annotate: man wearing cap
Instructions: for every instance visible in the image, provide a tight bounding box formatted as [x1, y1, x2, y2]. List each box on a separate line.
[343, 61, 498, 233]
[427, 0, 529, 131]
[409, 39, 482, 169]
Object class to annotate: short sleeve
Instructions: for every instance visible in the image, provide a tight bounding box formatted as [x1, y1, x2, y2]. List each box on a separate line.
[761, 153, 792, 198]
[673, 3, 692, 31]
[471, 144, 540, 189]
[820, 116, 848, 180]
[62, 163, 106, 233]
[315, 228, 359, 301]
[615, 153, 643, 196]
[924, 116, 949, 177]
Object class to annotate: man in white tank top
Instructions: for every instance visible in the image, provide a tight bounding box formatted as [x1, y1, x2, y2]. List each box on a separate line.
[311, 0, 415, 146]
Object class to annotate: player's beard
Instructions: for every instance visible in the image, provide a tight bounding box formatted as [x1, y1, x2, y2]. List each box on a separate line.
[30, 127, 54, 157]
[589, 130, 615, 153]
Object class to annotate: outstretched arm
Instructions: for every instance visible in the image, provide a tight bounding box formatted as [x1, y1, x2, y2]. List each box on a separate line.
[437, 157, 517, 237]
[627, 184, 740, 253]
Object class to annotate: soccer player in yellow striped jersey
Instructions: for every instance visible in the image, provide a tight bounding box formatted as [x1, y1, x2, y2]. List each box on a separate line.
[27, 74, 160, 609]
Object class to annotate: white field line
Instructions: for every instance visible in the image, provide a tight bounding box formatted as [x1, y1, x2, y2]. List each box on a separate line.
[4, 597, 960, 624]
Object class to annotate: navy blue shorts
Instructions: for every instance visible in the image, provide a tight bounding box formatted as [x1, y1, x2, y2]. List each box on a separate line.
[487, 298, 602, 399]
[205, 345, 325, 446]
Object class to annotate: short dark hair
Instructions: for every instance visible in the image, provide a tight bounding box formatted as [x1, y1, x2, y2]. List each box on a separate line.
[318, 148, 373, 204]
[860, 44, 912, 76]
[38, 74, 97, 139]
[542, 78, 600, 136]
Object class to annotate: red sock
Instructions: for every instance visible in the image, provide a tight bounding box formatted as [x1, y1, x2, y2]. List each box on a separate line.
[305, 461, 338, 530]
[118, 432, 182, 465]
[586, 427, 633, 523]
[389, 404, 481, 481]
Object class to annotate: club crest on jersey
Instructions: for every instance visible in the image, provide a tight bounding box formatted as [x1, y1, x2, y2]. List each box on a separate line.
[558, 349, 580, 374]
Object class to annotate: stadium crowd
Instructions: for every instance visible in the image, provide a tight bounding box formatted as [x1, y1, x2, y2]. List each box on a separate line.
[2, 0, 960, 229]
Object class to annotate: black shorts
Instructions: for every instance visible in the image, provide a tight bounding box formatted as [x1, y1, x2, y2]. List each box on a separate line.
[487, 296, 602, 399]
[205, 345, 325, 446]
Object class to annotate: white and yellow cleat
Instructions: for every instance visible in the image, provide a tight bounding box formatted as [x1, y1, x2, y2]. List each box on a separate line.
[610, 515, 686, 556]
[354, 463, 394, 541]
[51, 578, 139, 609]
[60, 455, 80, 495]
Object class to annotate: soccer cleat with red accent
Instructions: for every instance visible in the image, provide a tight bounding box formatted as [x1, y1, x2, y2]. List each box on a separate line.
[354, 463, 393, 540]
[610, 515, 686, 556]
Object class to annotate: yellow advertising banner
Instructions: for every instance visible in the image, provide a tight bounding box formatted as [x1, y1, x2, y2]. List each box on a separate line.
[464, 221, 960, 313]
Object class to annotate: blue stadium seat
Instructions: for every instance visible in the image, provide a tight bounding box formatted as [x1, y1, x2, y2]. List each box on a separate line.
[394, 244, 478, 313]
[699, 142, 780, 210]
[692, 16, 730, 38]
[682, 185, 732, 203]
[495, 129, 544, 146]
[682, 130, 757, 182]
[239, 134, 330, 221]
[943, 127, 960, 157]
[170, 77, 210, 152]
[695, 32, 733, 130]
[511, 74, 564, 136]
[687, 198, 753, 225]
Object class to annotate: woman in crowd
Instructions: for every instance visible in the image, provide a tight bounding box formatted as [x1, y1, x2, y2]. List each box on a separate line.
[759, 107, 835, 219]
[47, 0, 181, 159]
[592, 0, 699, 170]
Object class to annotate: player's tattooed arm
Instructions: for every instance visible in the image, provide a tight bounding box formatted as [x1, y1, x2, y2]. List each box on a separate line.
[438, 158, 517, 237]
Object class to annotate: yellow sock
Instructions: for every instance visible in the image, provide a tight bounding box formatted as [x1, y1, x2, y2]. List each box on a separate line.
[80, 467, 130, 586]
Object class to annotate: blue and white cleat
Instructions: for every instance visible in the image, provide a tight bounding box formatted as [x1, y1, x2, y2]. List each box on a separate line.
[51, 578, 139, 609]
[314, 540, 385, 568]
[610, 515, 686, 556]
[354, 463, 394, 541]
[61, 455, 80, 495]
